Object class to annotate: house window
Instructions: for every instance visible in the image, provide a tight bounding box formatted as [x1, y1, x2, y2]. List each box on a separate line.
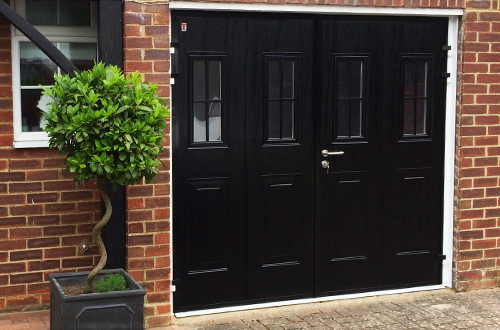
[12, 0, 98, 148]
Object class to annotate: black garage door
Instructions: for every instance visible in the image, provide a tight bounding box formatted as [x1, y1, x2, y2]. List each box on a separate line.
[172, 11, 447, 312]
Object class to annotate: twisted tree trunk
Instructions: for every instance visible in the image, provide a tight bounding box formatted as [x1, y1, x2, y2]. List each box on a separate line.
[85, 178, 112, 293]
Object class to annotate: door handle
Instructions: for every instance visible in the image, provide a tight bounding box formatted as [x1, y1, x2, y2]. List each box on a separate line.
[322, 150, 344, 157]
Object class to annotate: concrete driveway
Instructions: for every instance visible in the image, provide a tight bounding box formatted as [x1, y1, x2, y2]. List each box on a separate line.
[4, 288, 500, 329]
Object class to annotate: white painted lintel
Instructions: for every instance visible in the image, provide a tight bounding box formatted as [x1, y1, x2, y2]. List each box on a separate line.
[169, 1, 464, 17]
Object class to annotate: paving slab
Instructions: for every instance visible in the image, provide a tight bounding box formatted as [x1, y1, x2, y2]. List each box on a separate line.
[6, 288, 500, 329]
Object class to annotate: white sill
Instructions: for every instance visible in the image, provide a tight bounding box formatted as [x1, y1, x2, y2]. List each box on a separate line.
[13, 132, 50, 148]
[13, 139, 50, 148]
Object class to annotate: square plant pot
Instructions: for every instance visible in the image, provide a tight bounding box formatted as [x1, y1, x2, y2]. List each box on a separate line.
[49, 269, 147, 330]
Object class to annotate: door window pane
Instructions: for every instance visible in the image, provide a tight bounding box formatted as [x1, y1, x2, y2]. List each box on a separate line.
[193, 60, 206, 101]
[282, 101, 294, 139]
[268, 101, 281, 139]
[334, 57, 367, 140]
[266, 58, 298, 142]
[402, 57, 431, 136]
[193, 102, 207, 142]
[282, 61, 294, 99]
[208, 101, 221, 142]
[191, 58, 224, 143]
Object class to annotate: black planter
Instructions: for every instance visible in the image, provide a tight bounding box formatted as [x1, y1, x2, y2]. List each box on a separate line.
[49, 269, 147, 330]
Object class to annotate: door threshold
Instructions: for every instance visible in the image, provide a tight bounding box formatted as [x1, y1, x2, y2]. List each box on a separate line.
[175, 284, 446, 318]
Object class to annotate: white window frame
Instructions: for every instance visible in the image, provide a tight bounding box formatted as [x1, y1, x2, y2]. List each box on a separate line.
[11, 0, 98, 148]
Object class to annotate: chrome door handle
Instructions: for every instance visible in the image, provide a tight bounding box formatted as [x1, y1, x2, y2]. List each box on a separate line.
[322, 149, 344, 157]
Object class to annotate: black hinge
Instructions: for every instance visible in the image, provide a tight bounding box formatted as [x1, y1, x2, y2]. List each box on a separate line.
[170, 50, 179, 79]
[442, 45, 451, 51]
[441, 72, 451, 78]
[437, 254, 447, 261]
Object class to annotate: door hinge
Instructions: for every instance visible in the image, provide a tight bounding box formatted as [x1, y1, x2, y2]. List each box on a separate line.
[437, 254, 447, 261]
[170, 47, 179, 79]
[441, 72, 451, 78]
[442, 45, 451, 51]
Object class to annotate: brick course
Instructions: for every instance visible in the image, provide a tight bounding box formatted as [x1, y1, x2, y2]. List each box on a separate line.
[124, 1, 172, 327]
[1, 0, 500, 326]
[455, 0, 500, 292]
[0, 10, 100, 310]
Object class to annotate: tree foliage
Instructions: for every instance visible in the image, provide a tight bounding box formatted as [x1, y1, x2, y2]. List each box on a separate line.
[43, 62, 169, 189]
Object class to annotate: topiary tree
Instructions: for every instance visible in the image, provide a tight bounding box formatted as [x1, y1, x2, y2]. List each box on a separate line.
[43, 62, 169, 292]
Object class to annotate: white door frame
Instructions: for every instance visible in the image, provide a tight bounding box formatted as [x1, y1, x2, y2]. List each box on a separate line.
[168, 3, 462, 316]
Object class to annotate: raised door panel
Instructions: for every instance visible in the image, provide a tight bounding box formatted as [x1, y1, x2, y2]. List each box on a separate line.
[316, 18, 384, 296]
[316, 171, 381, 294]
[172, 13, 247, 312]
[186, 178, 230, 273]
[246, 17, 315, 301]
[383, 168, 441, 286]
[381, 18, 447, 287]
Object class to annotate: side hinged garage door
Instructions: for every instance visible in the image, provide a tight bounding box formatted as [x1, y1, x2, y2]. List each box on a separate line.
[172, 11, 448, 313]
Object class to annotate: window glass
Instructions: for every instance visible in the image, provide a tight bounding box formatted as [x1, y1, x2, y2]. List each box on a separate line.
[59, 1, 91, 26]
[402, 58, 430, 136]
[192, 59, 223, 143]
[266, 58, 297, 141]
[25, 0, 57, 25]
[59, 43, 97, 71]
[335, 57, 366, 139]
[20, 89, 51, 132]
[19, 42, 97, 133]
[20, 42, 57, 86]
[26, 0, 91, 26]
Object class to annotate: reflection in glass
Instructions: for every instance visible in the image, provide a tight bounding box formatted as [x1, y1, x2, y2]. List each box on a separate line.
[282, 101, 294, 139]
[404, 62, 415, 97]
[416, 99, 427, 135]
[337, 100, 349, 137]
[266, 59, 296, 141]
[20, 42, 57, 86]
[416, 61, 428, 97]
[21, 89, 49, 132]
[268, 101, 280, 139]
[193, 61, 206, 101]
[193, 102, 206, 142]
[26, 0, 57, 25]
[350, 99, 362, 137]
[26, 0, 91, 26]
[208, 101, 221, 141]
[20, 42, 97, 135]
[403, 99, 414, 135]
[60, 43, 97, 72]
[59, 1, 91, 26]
[208, 61, 221, 100]
[335, 58, 365, 139]
[268, 60, 280, 99]
[192, 59, 223, 143]
[402, 59, 429, 136]
[282, 61, 294, 99]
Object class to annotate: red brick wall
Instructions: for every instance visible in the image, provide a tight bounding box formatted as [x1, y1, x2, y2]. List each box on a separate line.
[0, 14, 101, 310]
[124, 1, 172, 328]
[4, 0, 500, 324]
[455, 1, 500, 291]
